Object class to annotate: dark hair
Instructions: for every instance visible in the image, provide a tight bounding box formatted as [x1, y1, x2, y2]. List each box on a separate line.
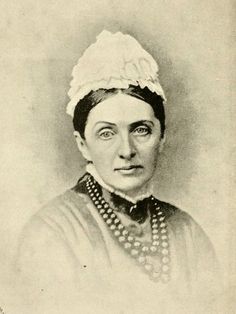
[73, 85, 165, 139]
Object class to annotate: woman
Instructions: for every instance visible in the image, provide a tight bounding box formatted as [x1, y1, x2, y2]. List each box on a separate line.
[16, 31, 220, 312]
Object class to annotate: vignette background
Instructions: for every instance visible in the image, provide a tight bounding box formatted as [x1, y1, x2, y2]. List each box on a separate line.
[0, 0, 235, 311]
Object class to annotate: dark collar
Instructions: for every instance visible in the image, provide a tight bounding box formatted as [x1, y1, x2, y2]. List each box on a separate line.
[72, 173, 178, 223]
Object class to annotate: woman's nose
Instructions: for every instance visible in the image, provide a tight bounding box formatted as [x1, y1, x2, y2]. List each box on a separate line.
[118, 135, 136, 160]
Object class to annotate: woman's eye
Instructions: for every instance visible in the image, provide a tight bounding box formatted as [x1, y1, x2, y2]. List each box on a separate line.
[98, 130, 115, 140]
[133, 126, 150, 136]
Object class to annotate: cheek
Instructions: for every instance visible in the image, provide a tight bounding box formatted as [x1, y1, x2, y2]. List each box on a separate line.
[138, 140, 160, 165]
[87, 142, 115, 167]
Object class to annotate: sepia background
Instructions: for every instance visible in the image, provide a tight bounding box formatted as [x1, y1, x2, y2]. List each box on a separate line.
[0, 0, 235, 311]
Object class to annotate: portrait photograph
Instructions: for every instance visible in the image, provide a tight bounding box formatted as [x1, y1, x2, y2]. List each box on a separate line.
[0, 1, 235, 313]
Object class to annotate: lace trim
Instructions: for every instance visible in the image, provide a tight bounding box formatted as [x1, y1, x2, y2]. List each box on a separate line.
[66, 30, 166, 117]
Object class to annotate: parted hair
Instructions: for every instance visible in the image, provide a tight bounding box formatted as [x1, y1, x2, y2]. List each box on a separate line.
[73, 85, 165, 139]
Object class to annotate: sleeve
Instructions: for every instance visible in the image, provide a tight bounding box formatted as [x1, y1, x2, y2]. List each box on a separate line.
[169, 209, 222, 298]
[190, 216, 222, 295]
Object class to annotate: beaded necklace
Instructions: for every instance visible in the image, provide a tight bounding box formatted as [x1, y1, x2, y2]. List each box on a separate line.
[86, 175, 171, 283]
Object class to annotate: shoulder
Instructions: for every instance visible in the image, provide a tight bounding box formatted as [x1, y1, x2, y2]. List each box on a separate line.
[17, 189, 91, 256]
[158, 199, 219, 267]
[37, 188, 87, 218]
[157, 199, 214, 246]
[157, 199, 194, 227]
[158, 199, 198, 226]
[159, 199, 221, 277]
[16, 189, 90, 279]
[29, 188, 91, 235]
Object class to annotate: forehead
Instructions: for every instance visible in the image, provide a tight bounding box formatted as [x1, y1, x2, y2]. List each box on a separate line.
[87, 93, 155, 125]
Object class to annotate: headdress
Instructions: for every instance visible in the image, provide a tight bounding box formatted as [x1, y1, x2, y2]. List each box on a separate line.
[66, 30, 166, 117]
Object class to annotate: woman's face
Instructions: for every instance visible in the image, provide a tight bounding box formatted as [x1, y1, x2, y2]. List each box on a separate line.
[76, 93, 164, 197]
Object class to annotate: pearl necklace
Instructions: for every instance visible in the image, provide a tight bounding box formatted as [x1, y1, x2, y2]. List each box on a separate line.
[86, 175, 171, 283]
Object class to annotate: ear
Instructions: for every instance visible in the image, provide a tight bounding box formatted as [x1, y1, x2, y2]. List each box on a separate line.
[73, 131, 92, 162]
[158, 134, 166, 153]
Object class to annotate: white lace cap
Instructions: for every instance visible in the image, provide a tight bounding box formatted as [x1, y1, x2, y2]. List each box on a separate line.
[67, 30, 166, 117]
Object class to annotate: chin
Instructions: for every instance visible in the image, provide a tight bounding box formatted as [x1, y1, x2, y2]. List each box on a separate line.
[109, 176, 150, 194]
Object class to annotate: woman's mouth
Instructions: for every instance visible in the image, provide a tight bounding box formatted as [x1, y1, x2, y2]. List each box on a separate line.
[114, 165, 143, 175]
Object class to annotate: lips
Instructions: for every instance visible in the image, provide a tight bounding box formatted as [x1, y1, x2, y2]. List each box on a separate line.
[114, 165, 143, 171]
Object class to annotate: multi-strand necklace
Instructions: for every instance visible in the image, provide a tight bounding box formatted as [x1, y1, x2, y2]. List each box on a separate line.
[86, 175, 170, 283]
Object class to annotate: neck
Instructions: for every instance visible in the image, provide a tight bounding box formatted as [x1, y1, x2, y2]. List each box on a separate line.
[86, 163, 153, 204]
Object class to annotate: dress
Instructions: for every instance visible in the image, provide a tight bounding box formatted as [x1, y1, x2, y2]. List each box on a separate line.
[16, 176, 221, 314]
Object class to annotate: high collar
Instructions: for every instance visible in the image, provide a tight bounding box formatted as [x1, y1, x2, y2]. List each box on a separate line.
[86, 163, 153, 204]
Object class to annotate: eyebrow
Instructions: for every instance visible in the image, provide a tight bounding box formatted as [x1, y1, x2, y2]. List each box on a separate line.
[94, 121, 116, 127]
[130, 120, 154, 128]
